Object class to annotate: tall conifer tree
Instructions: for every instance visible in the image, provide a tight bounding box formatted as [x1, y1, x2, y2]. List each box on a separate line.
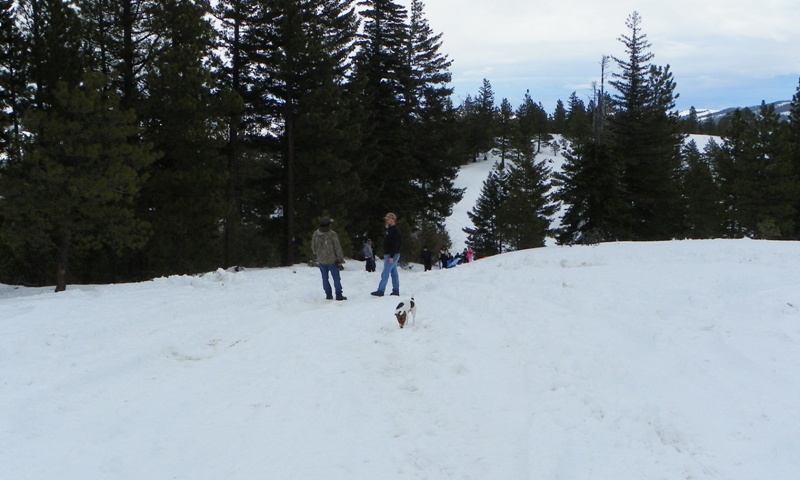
[1, 74, 156, 290]
[136, 0, 227, 276]
[608, 11, 684, 240]
[499, 153, 558, 250]
[716, 104, 797, 238]
[241, 0, 360, 265]
[464, 165, 509, 257]
[405, 0, 462, 229]
[351, 0, 414, 240]
[680, 139, 724, 238]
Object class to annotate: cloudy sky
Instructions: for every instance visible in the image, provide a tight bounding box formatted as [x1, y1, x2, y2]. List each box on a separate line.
[401, 0, 800, 113]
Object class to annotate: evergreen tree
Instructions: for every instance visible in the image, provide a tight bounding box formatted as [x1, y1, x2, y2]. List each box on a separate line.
[405, 0, 463, 228]
[71, 0, 162, 111]
[563, 91, 591, 143]
[714, 105, 797, 238]
[554, 138, 622, 245]
[499, 154, 559, 250]
[699, 115, 717, 135]
[751, 102, 796, 238]
[462, 78, 498, 160]
[0, 74, 156, 291]
[512, 90, 538, 162]
[608, 11, 685, 240]
[211, 0, 251, 267]
[242, 0, 361, 265]
[681, 106, 700, 134]
[530, 99, 549, 153]
[494, 97, 514, 169]
[458, 93, 482, 162]
[136, 0, 228, 276]
[551, 99, 567, 134]
[0, 0, 27, 163]
[18, 0, 85, 107]
[556, 77, 622, 244]
[788, 77, 800, 238]
[464, 165, 508, 257]
[680, 139, 724, 238]
[351, 0, 415, 241]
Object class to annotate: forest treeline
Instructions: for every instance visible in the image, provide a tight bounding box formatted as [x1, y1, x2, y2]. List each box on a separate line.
[0, 2, 799, 290]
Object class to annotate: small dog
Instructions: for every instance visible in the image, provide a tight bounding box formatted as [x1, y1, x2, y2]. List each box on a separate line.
[394, 297, 416, 329]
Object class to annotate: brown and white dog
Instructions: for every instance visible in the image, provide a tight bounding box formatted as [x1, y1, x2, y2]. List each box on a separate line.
[394, 297, 416, 329]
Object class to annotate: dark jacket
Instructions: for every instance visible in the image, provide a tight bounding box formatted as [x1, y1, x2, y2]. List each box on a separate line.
[383, 224, 401, 256]
[420, 249, 432, 264]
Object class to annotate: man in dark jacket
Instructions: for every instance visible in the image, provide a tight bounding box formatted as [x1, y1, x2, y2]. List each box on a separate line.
[371, 212, 401, 297]
[311, 217, 346, 301]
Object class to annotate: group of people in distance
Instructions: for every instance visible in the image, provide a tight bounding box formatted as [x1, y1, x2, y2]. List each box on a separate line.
[418, 245, 473, 271]
[435, 246, 474, 270]
[311, 211, 474, 301]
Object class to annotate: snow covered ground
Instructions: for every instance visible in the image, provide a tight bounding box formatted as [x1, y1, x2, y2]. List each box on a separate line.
[3, 241, 800, 479]
[2, 134, 799, 479]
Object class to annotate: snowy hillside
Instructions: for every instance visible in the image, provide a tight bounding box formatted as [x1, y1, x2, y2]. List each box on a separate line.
[2, 237, 800, 479]
[447, 134, 717, 249]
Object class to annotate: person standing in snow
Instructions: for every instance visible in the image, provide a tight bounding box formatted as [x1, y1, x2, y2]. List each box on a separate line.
[420, 246, 433, 271]
[363, 239, 376, 272]
[371, 212, 401, 297]
[311, 217, 347, 301]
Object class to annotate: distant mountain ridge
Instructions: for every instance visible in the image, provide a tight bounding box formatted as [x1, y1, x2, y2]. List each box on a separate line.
[687, 100, 792, 123]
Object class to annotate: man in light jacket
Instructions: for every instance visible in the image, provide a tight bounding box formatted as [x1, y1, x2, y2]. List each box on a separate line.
[311, 217, 347, 301]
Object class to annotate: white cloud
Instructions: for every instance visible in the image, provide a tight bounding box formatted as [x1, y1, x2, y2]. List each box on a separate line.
[401, 0, 800, 109]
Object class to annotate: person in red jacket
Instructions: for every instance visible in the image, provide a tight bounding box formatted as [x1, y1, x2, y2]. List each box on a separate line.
[371, 212, 402, 297]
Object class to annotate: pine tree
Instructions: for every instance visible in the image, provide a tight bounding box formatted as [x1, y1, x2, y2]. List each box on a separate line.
[551, 99, 567, 134]
[136, 0, 228, 276]
[351, 0, 415, 241]
[241, 0, 361, 265]
[680, 139, 724, 238]
[751, 102, 796, 238]
[608, 11, 685, 240]
[0, 74, 156, 291]
[499, 154, 559, 250]
[494, 98, 514, 169]
[0, 0, 26, 163]
[19, 0, 85, 107]
[564, 91, 591, 143]
[714, 105, 797, 238]
[788, 77, 800, 238]
[405, 0, 462, 228]
[512, 91, 538, 162]
[682, 106, 700, 134]
[71, 0, 162, 111]
[475, 78, 497, 156]
[554, 139, 622, 245]
[464, 165, 509, 257]
[211, 0, 252, 267]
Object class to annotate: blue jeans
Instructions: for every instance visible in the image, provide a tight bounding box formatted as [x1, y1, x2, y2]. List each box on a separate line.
[376, 254, 400, 294]
[318, 263, 343, 298]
